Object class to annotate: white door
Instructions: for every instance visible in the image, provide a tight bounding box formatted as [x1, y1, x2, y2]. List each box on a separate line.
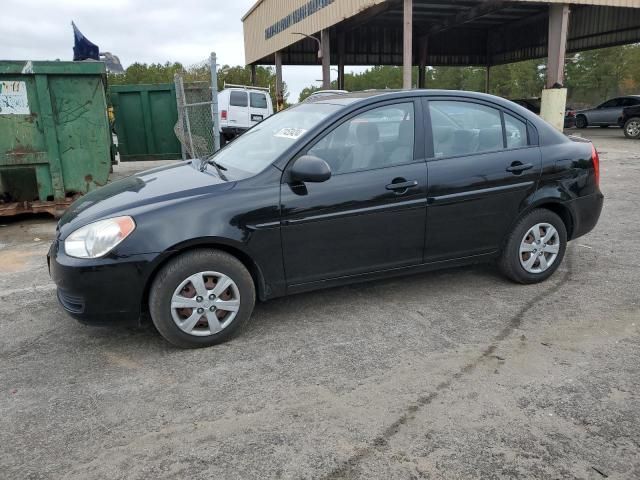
[248, 91, 269, 126]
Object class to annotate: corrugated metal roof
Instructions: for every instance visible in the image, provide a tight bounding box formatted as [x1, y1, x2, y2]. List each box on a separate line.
[243, 0, 640, 66]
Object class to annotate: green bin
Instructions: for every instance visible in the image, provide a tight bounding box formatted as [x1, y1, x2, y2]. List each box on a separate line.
[0, 60, 112, 216]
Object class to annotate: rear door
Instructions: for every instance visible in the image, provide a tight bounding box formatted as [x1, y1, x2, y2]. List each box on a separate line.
[228, 90, 249, 128]
[249, 91, 269, 126]
[424, 98, 541, 262]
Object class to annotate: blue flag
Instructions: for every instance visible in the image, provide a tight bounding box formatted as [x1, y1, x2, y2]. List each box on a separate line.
[72, 21, 99, 61]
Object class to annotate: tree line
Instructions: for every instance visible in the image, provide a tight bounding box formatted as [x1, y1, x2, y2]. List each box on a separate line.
[107, 62, 290, 109]
[299, 44, 640, 107]
[107, 43, 640, 109]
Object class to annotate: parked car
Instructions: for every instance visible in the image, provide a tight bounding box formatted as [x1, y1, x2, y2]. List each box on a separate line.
[618, 104, 640, 139]
[510, 97, 576, 128]
[304, 89, 349, 102]
[217, 83, 273, 145]
[49, 90, 603, 348]
[575, 95, 640, 129]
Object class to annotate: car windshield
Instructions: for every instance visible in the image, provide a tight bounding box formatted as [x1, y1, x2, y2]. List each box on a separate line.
[211, 103, 342, 177]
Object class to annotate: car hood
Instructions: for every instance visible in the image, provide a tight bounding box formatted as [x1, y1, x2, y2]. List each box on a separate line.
[58, 161, 233, 237]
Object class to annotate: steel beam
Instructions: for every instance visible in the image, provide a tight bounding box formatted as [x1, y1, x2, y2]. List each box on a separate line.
[338, 31, 346, 90]
[321, 29, 331, 89]
[547, 4, 570, 88]
[403, 0, 413, 89]
[418, 37, 428, 88]
[275, 51, 284, 111]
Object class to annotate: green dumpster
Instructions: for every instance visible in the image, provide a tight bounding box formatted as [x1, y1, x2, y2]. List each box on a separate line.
[0, 60, 112, 216]
[110, 83, 182, 161]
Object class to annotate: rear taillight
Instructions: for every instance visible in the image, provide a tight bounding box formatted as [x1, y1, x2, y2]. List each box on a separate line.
[591, 143, 600, 186]
[221, 110, 227, 120]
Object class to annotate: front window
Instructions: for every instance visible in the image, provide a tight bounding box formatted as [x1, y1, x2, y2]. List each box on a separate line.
[307, 102, 415, 174]
[211, 103, 341, 177]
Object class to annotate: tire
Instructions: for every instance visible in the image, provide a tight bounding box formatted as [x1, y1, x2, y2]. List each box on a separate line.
[498, 209, 567, 284]
[220, 134, 227, 147]
[575, 115, 588, 129]
[149, 249, 255, 348]
[624, 117, 640, 139]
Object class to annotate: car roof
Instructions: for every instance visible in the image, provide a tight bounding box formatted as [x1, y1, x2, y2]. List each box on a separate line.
[307, 89, 538, 112]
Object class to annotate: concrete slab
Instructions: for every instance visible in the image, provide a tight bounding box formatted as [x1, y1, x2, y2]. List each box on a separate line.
[1, 141, 638, 479]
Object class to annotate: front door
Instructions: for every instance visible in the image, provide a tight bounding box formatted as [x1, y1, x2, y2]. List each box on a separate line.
[424, 98, 542, 262]
[280, 100, 428, 286]
[590, 98, 622, 125]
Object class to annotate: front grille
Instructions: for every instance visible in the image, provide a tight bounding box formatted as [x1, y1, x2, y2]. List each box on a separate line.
[57, 289, 85, 314]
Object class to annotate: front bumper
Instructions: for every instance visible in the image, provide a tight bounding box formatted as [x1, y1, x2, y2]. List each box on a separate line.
[48, 240, 161, 325]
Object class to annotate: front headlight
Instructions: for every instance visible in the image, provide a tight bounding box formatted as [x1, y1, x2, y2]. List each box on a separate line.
[64, 216, 136, 259]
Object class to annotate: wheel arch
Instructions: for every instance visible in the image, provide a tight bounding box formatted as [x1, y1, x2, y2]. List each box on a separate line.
[576, 113, 589, 127]
[517, 199, 575, 240]
[141, 238, 268, 312]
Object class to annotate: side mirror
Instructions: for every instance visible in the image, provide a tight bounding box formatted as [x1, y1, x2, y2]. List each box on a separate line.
[290, 155, 332, 183]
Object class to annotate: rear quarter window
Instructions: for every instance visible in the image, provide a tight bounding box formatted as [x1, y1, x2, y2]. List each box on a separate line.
[230, 91, 248, 107]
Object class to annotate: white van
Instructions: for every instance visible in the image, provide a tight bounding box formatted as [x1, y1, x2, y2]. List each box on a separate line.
[218, 83, 273, 145]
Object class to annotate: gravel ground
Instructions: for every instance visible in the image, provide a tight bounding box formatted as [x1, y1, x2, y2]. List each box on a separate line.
[1, 128, 638, 480]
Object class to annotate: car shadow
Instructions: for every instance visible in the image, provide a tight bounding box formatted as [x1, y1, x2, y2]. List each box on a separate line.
[45, 262, 505, 353]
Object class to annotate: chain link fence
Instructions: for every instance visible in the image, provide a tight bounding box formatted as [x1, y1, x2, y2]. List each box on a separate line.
[174, 55, 220, 160]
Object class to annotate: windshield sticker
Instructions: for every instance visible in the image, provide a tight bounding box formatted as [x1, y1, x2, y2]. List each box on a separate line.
[274, 127, 307, 139]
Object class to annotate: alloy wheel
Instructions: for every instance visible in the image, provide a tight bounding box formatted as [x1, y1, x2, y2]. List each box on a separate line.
[170, 271, 240, 336]
[519, 223, 560, 274]
[626, 120, 640, 138]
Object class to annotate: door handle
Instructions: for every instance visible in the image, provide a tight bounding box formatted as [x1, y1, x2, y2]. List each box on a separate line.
[386, 180, 418, 192]
[506, 162, 534, 174]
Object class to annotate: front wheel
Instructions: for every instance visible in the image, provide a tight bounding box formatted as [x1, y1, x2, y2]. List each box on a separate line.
[149, 249, 255, 348]
[575, 115, 588, 129]
[498, 209, 567, 284]
[624, 117, 640, 139]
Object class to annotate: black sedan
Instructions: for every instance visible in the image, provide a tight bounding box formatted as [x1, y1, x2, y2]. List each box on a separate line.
[49, 90, 604, 348]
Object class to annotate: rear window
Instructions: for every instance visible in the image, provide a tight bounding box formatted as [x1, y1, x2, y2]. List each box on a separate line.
[229, 91, 248, 107]
[250, 92, 268, 109]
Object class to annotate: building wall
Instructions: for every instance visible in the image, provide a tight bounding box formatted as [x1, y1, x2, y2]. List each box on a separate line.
[243, 0, 386, 64]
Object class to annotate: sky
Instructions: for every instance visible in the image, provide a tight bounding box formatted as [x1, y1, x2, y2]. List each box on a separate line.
[2, 0, 366, 102]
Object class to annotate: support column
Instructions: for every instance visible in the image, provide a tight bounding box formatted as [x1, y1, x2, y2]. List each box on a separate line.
[403, 0, 413, 89]
[250, 64, 257, 86]
[418, 37, 427, 89]
[338, 31, 345, 90]
[546, 4, 570, 88]
[275, 51, 284, 112]
[321, 29, 331, 89]
[541, 4, 570, 131]
[485, 65, 490, 94]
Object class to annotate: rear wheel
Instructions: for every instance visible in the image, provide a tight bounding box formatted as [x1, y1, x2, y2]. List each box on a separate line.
[498, 209, 567, 284]
[149, 249, 255, 348]
[624, 117, 640, 139]
[576, 115, 588, 129]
